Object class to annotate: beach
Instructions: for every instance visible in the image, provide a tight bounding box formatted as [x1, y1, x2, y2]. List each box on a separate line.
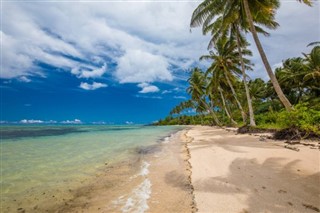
[185, 126, 320, 213]
[2, 125, 319, 213]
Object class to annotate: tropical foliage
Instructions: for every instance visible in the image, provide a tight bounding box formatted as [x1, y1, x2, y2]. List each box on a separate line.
[155, 44, 320, 137]
[155, 0, 318, 137]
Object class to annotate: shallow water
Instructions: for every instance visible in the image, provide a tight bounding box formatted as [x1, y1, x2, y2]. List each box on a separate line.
[0, 125, 182, 212]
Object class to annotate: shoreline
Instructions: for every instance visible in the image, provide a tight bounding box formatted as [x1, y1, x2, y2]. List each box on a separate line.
[185, 125, 320, 213]
[4, 125, 319, 213]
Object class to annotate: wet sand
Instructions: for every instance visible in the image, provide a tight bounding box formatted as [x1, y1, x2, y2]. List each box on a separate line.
[186, 126, 320, 213]
[147, 129, 194, 212]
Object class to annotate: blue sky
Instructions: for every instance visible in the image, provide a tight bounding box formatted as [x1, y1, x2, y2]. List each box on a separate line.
[1, 1, 319, 124]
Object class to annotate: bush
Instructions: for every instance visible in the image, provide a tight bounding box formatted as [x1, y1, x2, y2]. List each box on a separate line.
[276, 103, 320, 135]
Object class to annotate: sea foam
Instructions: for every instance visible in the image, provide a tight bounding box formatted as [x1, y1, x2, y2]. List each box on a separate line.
[115, 161, 152, 213]
[121, 179, 151, 213]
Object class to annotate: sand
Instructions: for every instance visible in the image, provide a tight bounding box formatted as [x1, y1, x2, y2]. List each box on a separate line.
[185, 126, 320, 213]
[7, 126, 319, 213]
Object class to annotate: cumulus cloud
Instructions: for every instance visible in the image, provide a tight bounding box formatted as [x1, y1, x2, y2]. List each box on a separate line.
[1, 1, 318, 84]
[1, 2, 208, 84]
[19, 119, 58, 124]
[72, 63, 107, 79]
[115, 49, 172, 83]
[79, 82, 107, 90]
[20, 119, 44, 124]
[138, 82, 160, 93]
[61, 119, 82, 124]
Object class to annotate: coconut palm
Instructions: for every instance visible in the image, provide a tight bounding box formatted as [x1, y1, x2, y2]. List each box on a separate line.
[191, 1, 279, 126]
[187, 68, 221, 125]
[241, 0, 292, 111]
[191, 0, 293, 111]
[211, 24, 257, 126]
[206, 65, 238, 125]
[200, 36, 252, 124]
[276, 45, 320, 103]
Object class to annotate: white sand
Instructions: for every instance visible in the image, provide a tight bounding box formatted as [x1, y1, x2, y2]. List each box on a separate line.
[186, 126, 320, 213]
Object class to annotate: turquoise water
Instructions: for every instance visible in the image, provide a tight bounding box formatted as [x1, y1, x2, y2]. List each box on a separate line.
[0, 125, 182, 211]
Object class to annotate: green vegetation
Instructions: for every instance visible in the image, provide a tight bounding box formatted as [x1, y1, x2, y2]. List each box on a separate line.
[155, 0, 319, 139]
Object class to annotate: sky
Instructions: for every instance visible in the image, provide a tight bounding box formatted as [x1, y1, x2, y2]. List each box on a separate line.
[1, 0, 319, 124]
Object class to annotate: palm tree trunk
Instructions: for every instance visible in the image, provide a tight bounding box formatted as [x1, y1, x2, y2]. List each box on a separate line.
[201, 99, 221, 126]
[242, 0, 293, 111]
[223, 69, 247, 123]
[235, 25, 256, 126]
[218, 87, 237, 126]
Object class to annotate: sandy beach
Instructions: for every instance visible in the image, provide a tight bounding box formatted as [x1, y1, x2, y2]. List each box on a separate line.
[3, 126, 319, 213]
[185, 126, 320, 213]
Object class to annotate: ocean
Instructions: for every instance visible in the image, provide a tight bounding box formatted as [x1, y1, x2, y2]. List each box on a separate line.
[0, 125, 184, 213]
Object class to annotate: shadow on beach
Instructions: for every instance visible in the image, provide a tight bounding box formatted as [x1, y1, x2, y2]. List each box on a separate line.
[193, 157, 320, 213]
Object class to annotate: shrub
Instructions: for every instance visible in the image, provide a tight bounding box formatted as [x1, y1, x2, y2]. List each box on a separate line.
[277, 103, 320, 135]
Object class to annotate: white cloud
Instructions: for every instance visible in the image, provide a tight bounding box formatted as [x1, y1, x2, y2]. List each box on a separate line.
[173, 96, 187, 99]
[20, 119, 44, 124]
[61, 119, 82, 124]
[91, 121, 107, 125]
[135, 95, 163, 99]
[18, 76, 31, 83]
[72, 63, 107, 79]
[162, 90, 172, 94]
[1, 1, 318, 83]
[79, 82, 107, 90]
[19, 119, 57, 124]
[138, 82, 160, 93]
[1, 2, 208, 83]
[115, 49, 172, 83]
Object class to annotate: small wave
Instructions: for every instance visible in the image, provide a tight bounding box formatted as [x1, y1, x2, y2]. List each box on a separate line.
[130, 161, 150, 180]
[139, 161, 150, 176]
[114, 161, 152, 213]
[160, 133, 174, 144]
[162, 136, 171, 144]
[121, 179, 151, 213]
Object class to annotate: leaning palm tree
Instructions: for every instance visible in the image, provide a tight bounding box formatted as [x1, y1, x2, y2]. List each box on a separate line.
[241, 0, 292, 111]
[191, 0, 294, 111]
[203, 19, 257, 126]
[206, 67, 238, 125]
[200, 36, 252, 124]
[187, 68, 221, 125]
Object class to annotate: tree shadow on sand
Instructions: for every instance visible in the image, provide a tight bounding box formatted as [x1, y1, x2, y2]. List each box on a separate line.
[193, 157, 320, 213]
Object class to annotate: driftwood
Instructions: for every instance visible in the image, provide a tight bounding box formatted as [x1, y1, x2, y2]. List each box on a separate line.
[284, 145, 300, 152]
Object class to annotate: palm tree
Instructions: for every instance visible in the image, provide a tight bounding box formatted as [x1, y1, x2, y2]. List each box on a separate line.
[200, 36, 252, 124]
[206, 66, 238, 125]
[191, 2, 278, 126]
[241, 0, 292, 111]
[297, 0, 312, 6]
[187, 68, 221, 125]
[276, 45, 320, 103]
[191, 0, 294, 111]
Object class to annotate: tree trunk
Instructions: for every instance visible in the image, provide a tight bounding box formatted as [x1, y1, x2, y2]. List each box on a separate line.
[201, 99, 221, 126]
[223, 69, 247, 123]
[235, 25, 256, 126]
[242, 0, 293, 111]
[218, 87, 237, 126]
